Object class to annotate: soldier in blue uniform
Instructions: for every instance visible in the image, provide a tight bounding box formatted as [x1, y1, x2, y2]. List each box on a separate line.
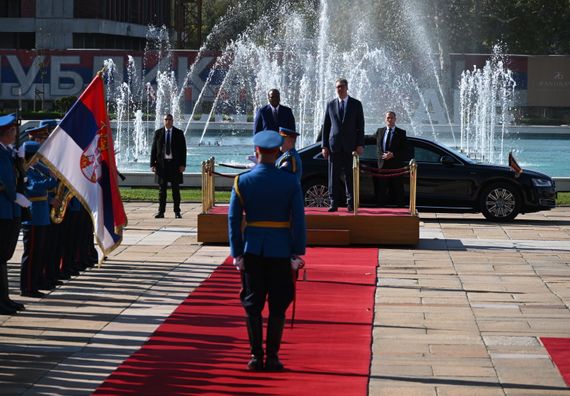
[228, 130, 307, 371]
[0, 114, 26, 314]
[27, 125, 64, 290]
[276, 127, 302, 182]
[20, 140, 57, 298]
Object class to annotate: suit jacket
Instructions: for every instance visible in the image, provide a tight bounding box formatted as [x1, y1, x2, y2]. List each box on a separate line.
[253, 104, 296, 134]
[376, 126, 407, 169]
[321, 96, 365, 154]
[0, 144, 17, 220]
[150, 126, 187, 184]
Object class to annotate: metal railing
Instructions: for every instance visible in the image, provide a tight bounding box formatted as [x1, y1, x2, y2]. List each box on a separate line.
[201, 157, 215, 213]
[352, 156, 418, 216]
[352, 151, 360, 215]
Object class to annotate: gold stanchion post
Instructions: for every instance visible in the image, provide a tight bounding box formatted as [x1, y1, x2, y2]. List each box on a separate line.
[201, 160, 207, 214]
[352, 151, 360, 214]
[409, 159, 417, 215]
[210, 157, 215, 208]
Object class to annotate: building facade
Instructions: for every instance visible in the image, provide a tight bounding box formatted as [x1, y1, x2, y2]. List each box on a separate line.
[0, 0, 173, 51]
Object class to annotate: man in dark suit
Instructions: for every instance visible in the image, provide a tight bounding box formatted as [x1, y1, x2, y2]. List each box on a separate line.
[253, 89, 296, 134]
[150, 114, 187, 218]
[321, 78, 365, 212]
[375, 111, 407, 207]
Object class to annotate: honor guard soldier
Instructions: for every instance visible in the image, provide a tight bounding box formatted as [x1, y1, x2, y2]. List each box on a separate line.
[0, 114, 25, 314]
[20, 140, 57, 298]
[276, 127, 302, 182]
[228, 130, 306, 371]
[27, 125, 63, 289]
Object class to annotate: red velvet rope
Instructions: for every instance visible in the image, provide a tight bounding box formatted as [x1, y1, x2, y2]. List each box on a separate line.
[360, 164, 410, 178]
[361, 169, 410, 178]
[212, 170, 243, 178]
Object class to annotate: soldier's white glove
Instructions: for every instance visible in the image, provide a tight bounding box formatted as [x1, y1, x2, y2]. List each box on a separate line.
[233, 256, 244, 271]
[291, 255, 305, 271]
[17, 145, 26, 159]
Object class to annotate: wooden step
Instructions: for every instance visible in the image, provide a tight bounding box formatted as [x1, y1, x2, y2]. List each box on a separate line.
[307, 229, 350, 246]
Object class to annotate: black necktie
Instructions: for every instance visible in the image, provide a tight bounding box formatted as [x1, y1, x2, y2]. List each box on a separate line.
[385, 128, 392, 151]
[273, 107, 278, 124]
[339, 100, 344, 121]
[165, 130, 171, 155]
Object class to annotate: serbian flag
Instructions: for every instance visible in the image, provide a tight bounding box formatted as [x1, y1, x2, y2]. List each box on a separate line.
[37, 73, 127, 256]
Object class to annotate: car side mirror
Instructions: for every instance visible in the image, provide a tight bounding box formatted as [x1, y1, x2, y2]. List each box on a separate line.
[441, 155, 456, 165]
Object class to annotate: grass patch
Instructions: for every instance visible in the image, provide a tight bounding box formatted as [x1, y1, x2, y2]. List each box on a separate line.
[120, 187, 231, 203]
[557, 192, 570, 206]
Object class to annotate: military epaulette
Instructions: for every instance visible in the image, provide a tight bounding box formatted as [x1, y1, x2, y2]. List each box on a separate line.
[233, 174, 244, 206]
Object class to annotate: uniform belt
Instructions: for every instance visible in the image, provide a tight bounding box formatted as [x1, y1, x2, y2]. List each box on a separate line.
[246, 221, 290, 229]
[29, 196, 48, 202]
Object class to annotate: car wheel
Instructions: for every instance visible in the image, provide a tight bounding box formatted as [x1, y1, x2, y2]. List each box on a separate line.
[479, 182, 521, 222]
[302, 179, 330, 207]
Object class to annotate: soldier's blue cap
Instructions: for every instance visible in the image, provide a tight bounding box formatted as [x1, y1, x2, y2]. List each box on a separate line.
[39, 119, 58, 128]
[0, 113, 16, 128]
[253, 130, 283, 150]
[23, 140, 41, 155]
[26, 125, 50, 138]
[279, 126, 299, 137]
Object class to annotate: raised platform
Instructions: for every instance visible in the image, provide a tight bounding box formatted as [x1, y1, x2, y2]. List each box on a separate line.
[197, 206, 420, 246]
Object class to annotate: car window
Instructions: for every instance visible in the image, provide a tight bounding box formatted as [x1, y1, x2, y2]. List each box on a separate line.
[414, 145, 442, 163]
[362, 143, 377, 161]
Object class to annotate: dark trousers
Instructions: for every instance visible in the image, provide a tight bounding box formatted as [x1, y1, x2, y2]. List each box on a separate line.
[21, 224, 47, 293]
[77, 208, 96, 270]
[43, 221, 62, 284]
[0, 218, 21, 301]
[374, 176, 405, 207]
[61, 210, 81, 276]
[158, 160, 181, 213]
[240, 253, 294, 318]
[0, 218, 21, 264]
[328, 152, 354, 208]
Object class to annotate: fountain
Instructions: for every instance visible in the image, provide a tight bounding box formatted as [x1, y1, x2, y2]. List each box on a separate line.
[101, 0, 568, 177]
[458, 46, 517, 164]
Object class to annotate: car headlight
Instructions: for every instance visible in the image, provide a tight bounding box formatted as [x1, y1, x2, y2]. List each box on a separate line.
[532, 178, 552, 187]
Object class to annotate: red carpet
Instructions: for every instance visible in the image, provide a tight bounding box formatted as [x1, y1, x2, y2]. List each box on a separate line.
[208, 205, 409, 216]
[541, 338, 570, 386]
[95, 247, 378, 395]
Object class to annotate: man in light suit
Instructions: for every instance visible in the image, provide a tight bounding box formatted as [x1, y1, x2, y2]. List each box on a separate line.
[375, 111, 407, 207]
[253, 89, 296, 134]
[321, 78, 365, 212]
[150, 114, 187, 218]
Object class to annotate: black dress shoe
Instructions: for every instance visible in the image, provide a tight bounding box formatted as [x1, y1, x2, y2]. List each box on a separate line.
[0, 301, 17, 315]
[247, 355, 264, 371]
[154, 212, 164, 218]
[8, 300, 25, 311]
[265, 356, 284, 371]
[21, 290, 45, 298]
[175, 212, 182, 219]
[347, 206, 354, 212]
[327, 206, 338, 212]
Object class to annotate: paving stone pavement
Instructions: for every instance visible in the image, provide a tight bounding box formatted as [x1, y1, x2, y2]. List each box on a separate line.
[0, 203, 569, 395]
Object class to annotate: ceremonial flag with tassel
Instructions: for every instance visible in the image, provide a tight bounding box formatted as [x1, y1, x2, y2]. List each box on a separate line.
[37, 72, 127, 256]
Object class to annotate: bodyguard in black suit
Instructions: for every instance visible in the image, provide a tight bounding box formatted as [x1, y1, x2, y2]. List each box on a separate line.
[375, 111, 407, 207]
[253, 89, 296, 134]
[321, 79, 365, 212]
[150, 114, 187, 218]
